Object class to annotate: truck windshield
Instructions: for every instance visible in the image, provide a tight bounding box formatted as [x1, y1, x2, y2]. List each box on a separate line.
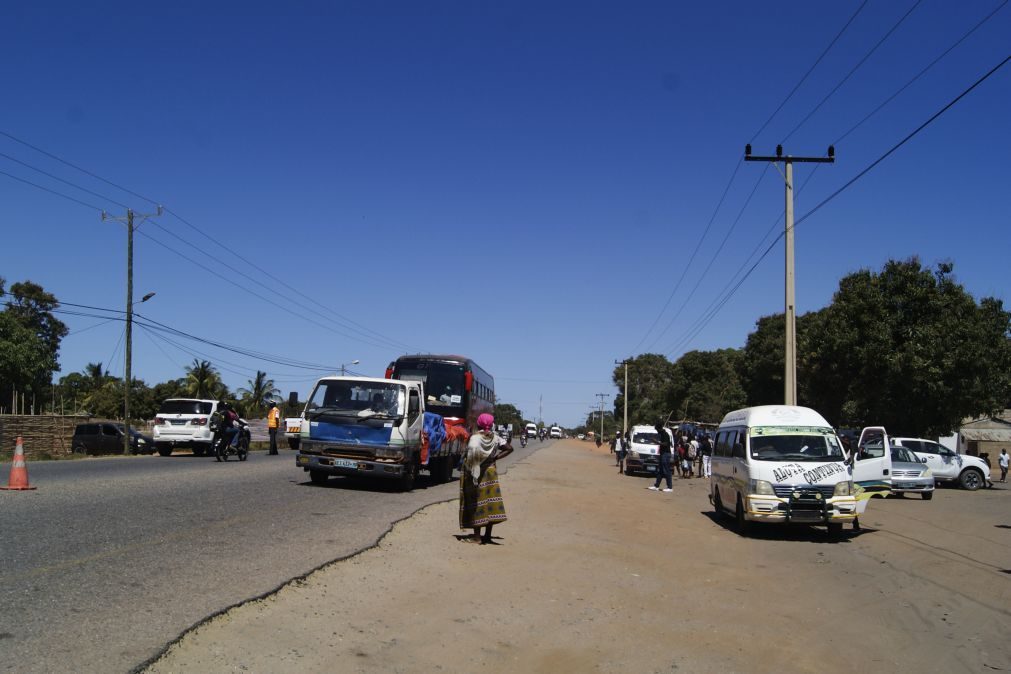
[306, 381, 404, 417]
[749, 427, 844, 462]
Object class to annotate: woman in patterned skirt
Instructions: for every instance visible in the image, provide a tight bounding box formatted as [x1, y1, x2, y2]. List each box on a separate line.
[460, 413, 513, 544]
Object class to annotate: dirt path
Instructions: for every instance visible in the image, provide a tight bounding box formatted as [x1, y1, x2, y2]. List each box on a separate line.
[146, 440, 1011, 673]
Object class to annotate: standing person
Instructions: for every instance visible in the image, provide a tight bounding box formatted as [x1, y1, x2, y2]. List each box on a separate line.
[615, 431, 627, 474]
[649, 422, 673, 492]
[701, 434, 713, 478]
[460, 413, 513, 544]
[609, 434, 617, 455]
[999, 448, 1009, 483]
[266, 401, 281, 455]
[688, 436, 699, 478]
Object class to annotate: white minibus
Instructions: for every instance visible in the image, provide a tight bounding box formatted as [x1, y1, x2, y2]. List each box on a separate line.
[710, 406, 890, 536]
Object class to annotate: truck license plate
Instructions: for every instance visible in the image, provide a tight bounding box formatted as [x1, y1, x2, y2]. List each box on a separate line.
[334, 458, 358, 469]
[647, 466, 656, 472]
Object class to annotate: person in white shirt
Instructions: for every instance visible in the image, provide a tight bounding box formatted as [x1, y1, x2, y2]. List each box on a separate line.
[999, 448, 1009, 483]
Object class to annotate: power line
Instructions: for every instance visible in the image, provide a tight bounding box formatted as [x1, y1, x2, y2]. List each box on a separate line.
[0, 167, 105, 211]
[782, 0, 923, 143]
[0, 151, 134, 211]
[832, 0, 1009, 146]
[665, 55, 1011, 356]
[749, 0, 870, 143]
[632, 2, 873, 355]
[162, 208, 414, 352]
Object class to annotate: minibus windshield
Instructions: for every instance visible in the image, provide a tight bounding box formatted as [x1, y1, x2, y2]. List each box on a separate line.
[749, 427, 843, 462]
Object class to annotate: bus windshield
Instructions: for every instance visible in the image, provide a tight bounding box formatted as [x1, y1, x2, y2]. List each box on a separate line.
[397, 362, 465, 408]
[748, 427, 844, 462]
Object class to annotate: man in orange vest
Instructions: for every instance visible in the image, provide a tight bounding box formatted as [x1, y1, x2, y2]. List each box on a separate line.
[267, 400, 281, 455]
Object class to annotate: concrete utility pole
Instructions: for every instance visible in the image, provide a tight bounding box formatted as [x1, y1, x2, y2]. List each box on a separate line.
[744, 144, 834, 406]
[595, 393, 610, 439]
[102, 206, 163, 455]
[615, 358, 629, 440]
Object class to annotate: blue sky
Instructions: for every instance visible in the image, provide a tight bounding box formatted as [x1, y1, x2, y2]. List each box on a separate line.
[1, 1, 1008, 427]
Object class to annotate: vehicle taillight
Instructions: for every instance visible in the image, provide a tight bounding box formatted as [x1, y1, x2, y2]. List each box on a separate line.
[464, 371, 473, 392]
[155, 417, 166, 425]
[193, 417, 207, 426]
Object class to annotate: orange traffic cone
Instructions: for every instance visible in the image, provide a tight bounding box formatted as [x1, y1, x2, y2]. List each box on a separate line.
[1, 437, 37, 490]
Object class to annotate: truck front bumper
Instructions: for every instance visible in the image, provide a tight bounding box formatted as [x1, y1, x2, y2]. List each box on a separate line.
[296, 453, 408, 480]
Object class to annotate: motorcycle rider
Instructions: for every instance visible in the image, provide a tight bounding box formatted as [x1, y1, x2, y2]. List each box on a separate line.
[216, 401, 240, 453]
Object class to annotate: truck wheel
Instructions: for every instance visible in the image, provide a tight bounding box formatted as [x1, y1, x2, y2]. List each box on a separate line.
[959, 468, 983, 491]
[400, 460, 418, 492]
[921, 491, 933, 500]
[309, 470, 328, 485]
[433, 456, 453, 483]
[157, 444, 172, 457]
[287, 437, 300, 450]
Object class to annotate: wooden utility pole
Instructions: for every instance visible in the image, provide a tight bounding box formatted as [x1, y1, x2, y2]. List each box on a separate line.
[744, 144, 834, 406]
[102, 206, 162, 454]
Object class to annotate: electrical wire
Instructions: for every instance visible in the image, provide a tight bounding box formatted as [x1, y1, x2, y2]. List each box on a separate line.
[0, 150, 133, 211]
[664, 55, 1011, 356]
[632, 1, 874, 355]
[749, 0, 870, 143]
[832, 0, 1009, 146]
[0, 167, 105, 211]
[782, 0, 923, 143]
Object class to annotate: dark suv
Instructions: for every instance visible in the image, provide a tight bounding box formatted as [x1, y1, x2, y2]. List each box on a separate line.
[72, 423, 153, 455]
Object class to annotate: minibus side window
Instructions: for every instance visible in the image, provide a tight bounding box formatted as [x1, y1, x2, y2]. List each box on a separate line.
[732, 432, 746, 459]
[715, 430, 731, 457]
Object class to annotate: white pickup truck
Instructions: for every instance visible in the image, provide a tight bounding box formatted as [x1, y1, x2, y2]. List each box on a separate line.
[294, 375, 467, 491]
[893, 437, 991, 490]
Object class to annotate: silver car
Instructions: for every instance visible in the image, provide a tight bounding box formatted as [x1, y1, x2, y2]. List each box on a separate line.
[890, 445, 935, 500]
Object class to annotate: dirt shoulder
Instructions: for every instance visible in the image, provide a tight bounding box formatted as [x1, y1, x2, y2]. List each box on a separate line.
[147, 440, 1011, 673]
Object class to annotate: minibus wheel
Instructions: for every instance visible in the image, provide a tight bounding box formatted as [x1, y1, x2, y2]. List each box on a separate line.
[735, 495, 749, 535]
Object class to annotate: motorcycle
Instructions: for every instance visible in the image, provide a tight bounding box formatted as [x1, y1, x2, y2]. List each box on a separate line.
[520, 434, 527, 448]
[215, 420, 250, 462]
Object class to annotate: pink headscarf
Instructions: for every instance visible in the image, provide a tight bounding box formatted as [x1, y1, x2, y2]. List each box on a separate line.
[477, 413, 494, 431]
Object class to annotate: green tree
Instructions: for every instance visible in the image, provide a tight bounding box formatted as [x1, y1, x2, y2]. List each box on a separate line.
[667, 348, 746, 422]
[613, 353, 676, 426]
[818, 259, 1011, 436]
[493, 403, 524, 434]
[184, 359, 222, 399]
[0, 277, 68, 404]
[236, 370, 280, 417]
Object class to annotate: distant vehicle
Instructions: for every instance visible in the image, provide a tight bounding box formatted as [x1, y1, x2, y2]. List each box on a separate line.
[889, 445, 934, 499]
[525, 423, 539, 439]
[549, 426, 562, 439]
[893, 437, 990, 491]
[625, 425, 660, 476]
[152, 398, 218, 457]
[577, 434, 585, 440]
[72, 423, 153, 455]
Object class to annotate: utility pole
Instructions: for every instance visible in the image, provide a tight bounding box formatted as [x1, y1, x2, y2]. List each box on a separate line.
[615, 358, 629, 441]
[744, 144, 833, 406]
[595, 393, 610, 439]
[539, 394, 543, 427]
[102, 205, 162, 454]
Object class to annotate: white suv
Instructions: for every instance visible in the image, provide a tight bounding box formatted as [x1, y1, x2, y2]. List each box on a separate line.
[549, 426, 562, 439]
[153, 398, 218, 457]
[893, 437, 991, 491]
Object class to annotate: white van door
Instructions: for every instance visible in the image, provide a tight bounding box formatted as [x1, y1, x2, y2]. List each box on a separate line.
[853, 426, 893, 512]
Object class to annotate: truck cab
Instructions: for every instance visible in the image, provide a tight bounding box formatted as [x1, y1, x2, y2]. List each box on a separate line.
[296, 377, 425, 490]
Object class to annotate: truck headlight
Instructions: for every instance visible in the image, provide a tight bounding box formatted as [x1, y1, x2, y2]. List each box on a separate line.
[833, 481, 853, 496]
[751, 479, 775, 496]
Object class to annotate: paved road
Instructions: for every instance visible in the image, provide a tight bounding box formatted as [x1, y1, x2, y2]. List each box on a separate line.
[0, 440, 548, 673]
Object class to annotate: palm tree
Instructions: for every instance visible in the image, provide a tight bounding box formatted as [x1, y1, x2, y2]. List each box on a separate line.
[84, 362, 106, 390]
[236, 370, 280, 416]
[184, 359, 222, 399]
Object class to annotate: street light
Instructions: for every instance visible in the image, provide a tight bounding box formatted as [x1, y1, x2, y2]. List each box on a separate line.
[340, 359, 360, 376]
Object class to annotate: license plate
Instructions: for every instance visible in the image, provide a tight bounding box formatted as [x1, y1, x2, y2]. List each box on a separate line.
[297, 456, 308, 465]
[334, 458, 358, 469]
[647, 466, 656, 472]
